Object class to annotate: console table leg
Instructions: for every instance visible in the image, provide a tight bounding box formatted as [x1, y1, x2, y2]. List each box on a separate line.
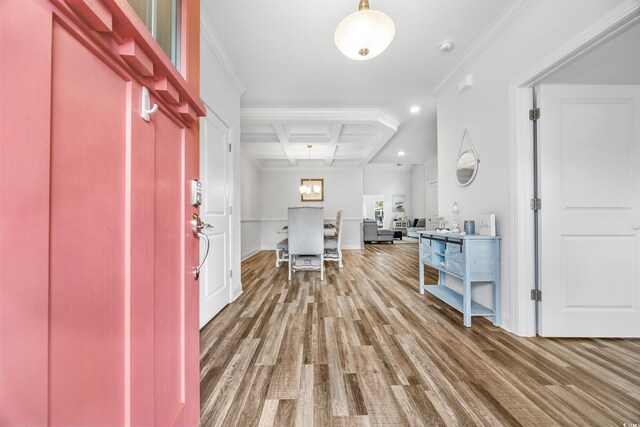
[492, 241, 501, 327]
[493, 278, 501, 327]
[463, 278, 472, 327]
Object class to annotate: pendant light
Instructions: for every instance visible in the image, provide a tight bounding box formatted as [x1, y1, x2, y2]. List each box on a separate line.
[299, 145, 321, 195]
[334, 0, 395, 61]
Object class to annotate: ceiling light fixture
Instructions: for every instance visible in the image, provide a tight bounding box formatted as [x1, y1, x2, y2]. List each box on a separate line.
[334, 0, 395, 61]
[299, 145, 321, 196]
[398, 151, 405, 156]
[409, 106, 420, 113]
[439, 40, 454, 52]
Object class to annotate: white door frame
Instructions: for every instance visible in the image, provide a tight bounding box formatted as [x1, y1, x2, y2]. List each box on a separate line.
[508, 1, 640, 336]
[199, 99, 235, 324]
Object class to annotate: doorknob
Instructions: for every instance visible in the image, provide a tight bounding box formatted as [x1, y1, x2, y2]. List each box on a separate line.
[192, 213, 213, 280]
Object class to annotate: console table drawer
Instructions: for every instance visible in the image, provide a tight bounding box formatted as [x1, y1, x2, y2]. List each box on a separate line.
[445, 243, 463, 275]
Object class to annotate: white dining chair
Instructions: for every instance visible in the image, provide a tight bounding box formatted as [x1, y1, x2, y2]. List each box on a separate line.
[324, 210, 343, 268]
[287, 207, 324, 280]
[275, 238, 288, 267]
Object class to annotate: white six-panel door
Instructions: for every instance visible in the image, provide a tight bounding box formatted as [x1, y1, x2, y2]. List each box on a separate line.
[199, 107, 232, 328]
[538, 85, 640, 337]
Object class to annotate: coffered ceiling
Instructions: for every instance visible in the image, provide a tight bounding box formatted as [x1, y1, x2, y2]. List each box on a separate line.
[241, 108, 400, 167]
[203, 0, 513, 166]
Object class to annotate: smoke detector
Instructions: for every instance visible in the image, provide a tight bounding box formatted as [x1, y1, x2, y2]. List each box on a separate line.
[439, 40, 454, 52]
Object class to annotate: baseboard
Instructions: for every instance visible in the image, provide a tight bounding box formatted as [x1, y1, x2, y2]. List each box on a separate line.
[341, 244, 364, 250]
[231, 286, 243, 302]
[241, 249, 260, 261]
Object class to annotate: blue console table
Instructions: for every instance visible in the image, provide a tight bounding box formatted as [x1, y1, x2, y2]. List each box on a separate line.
[418, 231, 501, 327]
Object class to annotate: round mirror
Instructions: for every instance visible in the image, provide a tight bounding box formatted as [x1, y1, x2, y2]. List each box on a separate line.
[456, 151, 479, 187]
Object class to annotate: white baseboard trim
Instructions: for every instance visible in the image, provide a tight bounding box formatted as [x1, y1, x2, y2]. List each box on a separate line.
[341, 244, 364, 250]
[231, 287, 243, 302]
[241, 249, 260, 261]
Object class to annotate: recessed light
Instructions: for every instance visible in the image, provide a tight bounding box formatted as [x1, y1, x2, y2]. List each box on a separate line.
[398, 151, 405, 156]
[409, 106, 420, 114]
[439, 40, 454, 52]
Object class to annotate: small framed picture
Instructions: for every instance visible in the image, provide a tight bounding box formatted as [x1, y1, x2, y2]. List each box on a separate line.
[392, 194, 405, 212]
[300, 178, 324, 202]
[478, 214, 496, 236]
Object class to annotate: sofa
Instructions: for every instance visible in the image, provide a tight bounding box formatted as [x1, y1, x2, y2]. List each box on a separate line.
[407, 218, 426, 238]
[362, 219, 394, 244]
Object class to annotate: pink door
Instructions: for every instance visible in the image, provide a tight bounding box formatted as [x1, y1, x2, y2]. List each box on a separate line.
[0, 1, 204, 426]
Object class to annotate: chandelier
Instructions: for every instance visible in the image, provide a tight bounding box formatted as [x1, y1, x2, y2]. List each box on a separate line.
[334, 0, 395, 61]
[299, 145, 321, 195]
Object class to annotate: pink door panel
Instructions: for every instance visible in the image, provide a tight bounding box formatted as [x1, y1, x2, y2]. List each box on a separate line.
[0, 1, 204, 425]
[49, 19, 127, 425]
[154, 110, 187, 425]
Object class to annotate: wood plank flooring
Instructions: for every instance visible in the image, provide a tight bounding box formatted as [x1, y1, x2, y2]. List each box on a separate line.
[200, 243, 640, 426]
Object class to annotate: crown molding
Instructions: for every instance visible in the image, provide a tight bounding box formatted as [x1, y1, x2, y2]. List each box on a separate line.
[431, 0, 532, 97]
[200, 11, 246, 95]
[241, 108, 400, 131]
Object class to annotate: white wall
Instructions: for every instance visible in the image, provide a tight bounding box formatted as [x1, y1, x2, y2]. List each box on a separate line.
[543, 22, 640, 85]
[363, 165, 413, 228]
[259, 167, 364, 249]
[241, 154, 261, 260]
[425, 158, 439, 220]
[411, 164, 426, 219]
[201, 13, 243, 299]
[435, 0, 625, 332]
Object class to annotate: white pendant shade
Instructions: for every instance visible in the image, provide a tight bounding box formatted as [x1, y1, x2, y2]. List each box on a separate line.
[334, 9, 395, 60]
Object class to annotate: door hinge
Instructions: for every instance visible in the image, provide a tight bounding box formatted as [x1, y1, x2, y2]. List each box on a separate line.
[229, 206, 233, 215]
[530, 198, 542, 211]
[229, 269, 233, 278]
[229, 143, 232, 153]
[530, 289, 542, 301]
[529, 108, 540, 121]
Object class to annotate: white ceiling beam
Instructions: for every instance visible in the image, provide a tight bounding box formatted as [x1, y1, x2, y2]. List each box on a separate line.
[325, 123, 342, 166]
[272, 122, 297, 166]
[288, 135, 330, 144]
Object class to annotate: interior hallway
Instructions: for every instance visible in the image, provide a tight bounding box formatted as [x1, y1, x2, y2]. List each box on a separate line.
[200, 244, 640, 426]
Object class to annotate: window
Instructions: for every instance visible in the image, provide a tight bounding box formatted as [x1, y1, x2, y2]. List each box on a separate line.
[128, 0, 181, 68]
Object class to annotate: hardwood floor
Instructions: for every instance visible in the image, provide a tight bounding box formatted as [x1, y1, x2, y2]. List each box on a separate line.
[200, 244, 640, 426]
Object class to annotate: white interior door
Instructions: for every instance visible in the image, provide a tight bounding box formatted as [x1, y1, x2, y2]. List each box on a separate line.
[538, 84, 640, 337]
[199, 108, 231, 328]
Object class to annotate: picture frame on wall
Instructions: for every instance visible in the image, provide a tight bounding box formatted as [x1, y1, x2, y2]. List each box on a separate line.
[300, 178, 324, 202]
[392, 194, 405, 212]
